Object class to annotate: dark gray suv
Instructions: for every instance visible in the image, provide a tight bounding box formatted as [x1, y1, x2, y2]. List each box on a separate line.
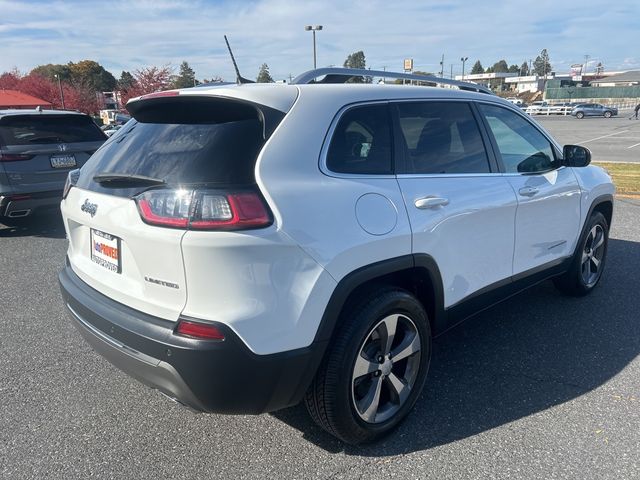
[0, 109, 106, 221]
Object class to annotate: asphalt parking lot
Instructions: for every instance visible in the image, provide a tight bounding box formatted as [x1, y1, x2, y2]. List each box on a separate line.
[535, 113, 640, 163]
[1, 197, 639, 480]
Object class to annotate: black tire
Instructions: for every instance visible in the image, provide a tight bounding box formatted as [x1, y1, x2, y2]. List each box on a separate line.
[604, 111, 612, 118]
[553, 211, 609, 296]
[576, 112, 585, 119]
[304, 287, 431, 444]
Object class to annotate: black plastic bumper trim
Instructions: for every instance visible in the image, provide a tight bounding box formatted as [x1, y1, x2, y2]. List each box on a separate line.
[59, 264, 326, 414]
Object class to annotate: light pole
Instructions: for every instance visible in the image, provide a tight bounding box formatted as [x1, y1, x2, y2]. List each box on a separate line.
[460, 57, 468, 81]
[304, 25, 323, 69]
[54, 74, 65, 109]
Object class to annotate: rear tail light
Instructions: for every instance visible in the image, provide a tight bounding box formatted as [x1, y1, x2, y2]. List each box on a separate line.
[62, 169, 80, 199]
[175, 319, 225, 340]
[0, 154, 35, 162]
[135, 188, 272, 231]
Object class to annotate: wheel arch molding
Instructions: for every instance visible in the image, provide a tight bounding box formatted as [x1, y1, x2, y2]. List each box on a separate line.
[313, 254, 447, 347]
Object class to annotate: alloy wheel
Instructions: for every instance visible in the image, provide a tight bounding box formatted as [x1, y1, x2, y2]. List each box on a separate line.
[581, 224, 606, 287]
[351, 314, 422, 424]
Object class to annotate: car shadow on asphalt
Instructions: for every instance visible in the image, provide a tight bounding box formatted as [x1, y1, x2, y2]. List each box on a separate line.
[0, 211, 66, 239]
[272, 238, 640, 455]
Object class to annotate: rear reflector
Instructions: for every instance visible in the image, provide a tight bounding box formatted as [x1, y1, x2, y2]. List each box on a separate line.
[0, 154, 35, 162]
[175, 320, 225, 340]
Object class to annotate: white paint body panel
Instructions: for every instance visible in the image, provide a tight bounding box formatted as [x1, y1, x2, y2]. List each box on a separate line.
[180, 227, 336, 355]
[397, 176, 517, 307]
[507, 167, 582, 274]
[62, 187, 187, 320]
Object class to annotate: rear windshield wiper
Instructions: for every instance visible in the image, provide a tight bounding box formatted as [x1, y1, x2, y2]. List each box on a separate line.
[93, 173, 166, 186]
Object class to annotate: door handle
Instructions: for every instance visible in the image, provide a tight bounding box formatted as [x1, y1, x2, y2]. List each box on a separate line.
[414, 196, 449, 209]
[518, 186, 539, 197]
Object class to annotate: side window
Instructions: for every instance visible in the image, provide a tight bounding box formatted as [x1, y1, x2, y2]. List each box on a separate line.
[478, 104, 558, 174]
[326, 104, 392, 174]
[395, 102, 490, 174]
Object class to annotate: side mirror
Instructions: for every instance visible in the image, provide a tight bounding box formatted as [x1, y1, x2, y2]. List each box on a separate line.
[563, 145, 591, 167]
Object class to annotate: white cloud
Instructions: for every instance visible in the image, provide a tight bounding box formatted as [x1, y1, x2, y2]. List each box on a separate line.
[1, 0, 638, 81]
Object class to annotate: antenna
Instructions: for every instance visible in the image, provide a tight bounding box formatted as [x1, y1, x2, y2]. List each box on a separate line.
[224, 35, 254, 84]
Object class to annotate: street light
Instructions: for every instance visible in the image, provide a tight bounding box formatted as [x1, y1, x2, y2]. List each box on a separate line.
[304, 25, 323, 69]
[54, 74, 65, 110]
[460, 57, 468, 81]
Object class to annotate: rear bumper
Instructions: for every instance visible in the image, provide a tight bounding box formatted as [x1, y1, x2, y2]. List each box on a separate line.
[59, 264, 326, 414]
[0, 190, 62, 217]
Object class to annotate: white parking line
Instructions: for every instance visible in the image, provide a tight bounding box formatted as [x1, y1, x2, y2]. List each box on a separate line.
[627, 142, 640, 149]
[579, 130, 629, 144]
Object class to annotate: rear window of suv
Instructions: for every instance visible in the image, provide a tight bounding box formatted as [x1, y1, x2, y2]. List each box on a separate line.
[77, 97, 284, 196]
[0, 114, 106, 146]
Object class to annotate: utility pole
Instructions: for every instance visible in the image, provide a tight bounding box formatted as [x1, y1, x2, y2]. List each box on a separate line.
[54, 74, 65, 109]
[439, 54, 444, 77]
[450, 64, 454, 79]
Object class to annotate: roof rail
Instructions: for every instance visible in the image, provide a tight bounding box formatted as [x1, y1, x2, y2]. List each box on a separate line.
[291, 68, 493, 95]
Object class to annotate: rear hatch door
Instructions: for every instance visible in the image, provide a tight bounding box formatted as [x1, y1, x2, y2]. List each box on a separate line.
[63, 93, 290, 321]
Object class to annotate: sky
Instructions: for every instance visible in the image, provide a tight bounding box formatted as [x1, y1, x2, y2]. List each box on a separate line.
[1, 0, 639, 83]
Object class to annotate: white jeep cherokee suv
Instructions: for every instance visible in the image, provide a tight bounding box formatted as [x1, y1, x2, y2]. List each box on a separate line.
[59, 68, 614, 444]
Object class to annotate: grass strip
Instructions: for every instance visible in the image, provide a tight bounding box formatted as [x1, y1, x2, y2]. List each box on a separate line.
[593, 162, 640, 195]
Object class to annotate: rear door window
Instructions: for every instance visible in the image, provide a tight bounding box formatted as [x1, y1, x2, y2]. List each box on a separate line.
[395, 101, 491, 174]
[0, 115, 106, 146]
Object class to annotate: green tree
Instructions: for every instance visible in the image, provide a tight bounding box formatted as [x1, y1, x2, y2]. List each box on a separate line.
[117, 71, 136, 91]
[256, 63, 274, 83]
[343, 50, 366, 69]
[508, 64, 520, 73]
[470, 60, 484, 74]
[67, 60, 117, 92]
[533, 49, 552, 76]
[491, 60, 509, 73]
[30, 63, 72, 82]
[520, 61, 530, 76]
[343, 51, 371, 83]
[171, 61, 197, 88]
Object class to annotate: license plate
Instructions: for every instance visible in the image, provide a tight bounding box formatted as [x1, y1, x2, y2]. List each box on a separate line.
[50, 154, 76, 169]
[90, 229, 121, 273]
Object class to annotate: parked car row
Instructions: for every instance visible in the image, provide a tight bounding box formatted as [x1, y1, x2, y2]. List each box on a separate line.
[523, 101, 618, 118]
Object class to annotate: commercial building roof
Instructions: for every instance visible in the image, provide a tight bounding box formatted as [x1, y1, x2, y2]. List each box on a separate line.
[590, 70, 640, 86]
[0, 90, 53, 109]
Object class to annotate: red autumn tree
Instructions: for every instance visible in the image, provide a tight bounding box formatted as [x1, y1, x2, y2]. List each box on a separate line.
[119, 66, 173, 110]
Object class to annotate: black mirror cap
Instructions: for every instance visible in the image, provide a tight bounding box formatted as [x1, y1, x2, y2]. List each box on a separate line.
[563, 145, 592, 167]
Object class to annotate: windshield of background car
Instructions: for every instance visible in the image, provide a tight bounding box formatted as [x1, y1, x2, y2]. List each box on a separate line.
[0, 114, 106, 146]
[76, 99, 274, 197]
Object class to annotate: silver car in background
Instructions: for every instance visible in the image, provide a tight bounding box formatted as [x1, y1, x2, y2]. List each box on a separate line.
[571, 103, 618, 119]
[0, 109, 106, 221]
